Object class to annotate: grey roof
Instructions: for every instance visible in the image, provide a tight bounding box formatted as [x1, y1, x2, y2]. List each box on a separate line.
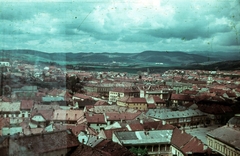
[207, 126, 240, 150]
[0, 102, 20, 112]
[12, 86, 38, 92]
[115, 130, 173, 145]
[86, 135, 104, 147]
[228, 115, 240, 126]
[166, 82, 192, 87]
[0, 136, 8, 144]
[42, 96, 64, 102]
[33, 104, 60, 110]
[146, 109, 206, 120]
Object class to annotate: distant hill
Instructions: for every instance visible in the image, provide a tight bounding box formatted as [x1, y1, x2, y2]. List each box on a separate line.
[192, 60, 240, 70]
[133, 51, 215, 64]
[0, 49, 239, 67]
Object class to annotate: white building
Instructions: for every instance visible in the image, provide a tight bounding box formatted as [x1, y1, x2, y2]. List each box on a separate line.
[0, 61, 10, 67]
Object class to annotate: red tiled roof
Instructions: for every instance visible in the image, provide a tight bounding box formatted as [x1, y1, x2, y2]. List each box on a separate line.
[20, 100, 34, 110]
[47, 89, 63, 96]
[171, 128, 193, 148]
[128, 122, 144, 131]
[35, 92, 46, 97]
[85, 113, 106, 124]
[94, 100, 108, 106]
[73, 93, 91, 100]
[148, 104, 156, 109]
[181, 137, 205, 153]
[85, 105, 94, 111]
[171, 94, 193, 101]
[13, 130, 79, 154]
[0, 118, 10, 129]
[194, 94, 212, 102]
[211, 96, 225, 102]
[141, 120, 175, 131]
[52, 110, 85, 121]
[94, 139, 135, 156]
[191, 80, 207, 84]
[102, 128, 128, 140]
[54, 124, 87, 136]
[226, 92, 237, 98]
[171, 127, 205, 154]
[103, 129, 115, 140]
[86, 92, 100, 98]
[71, 143, 110, 156]
[197, 104, 233, 114]
[209, 88, 225, 95]
[143, 121, 160, 130]
[0, 96, 11, 102]
[152, 96, 165, 103]
[157, 124, 176, 130]
[65, 91, 73, 99]
[105, 111, 142, 121]
[182, 89, 198, 95]
[126, 97, 147, 103]
[31, 109, 54, 121]
[86, 126, 98, 135]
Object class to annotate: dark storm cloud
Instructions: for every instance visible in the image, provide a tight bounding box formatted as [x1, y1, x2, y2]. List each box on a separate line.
[145, 19, 232, 40]
[0, 3, 34, 20]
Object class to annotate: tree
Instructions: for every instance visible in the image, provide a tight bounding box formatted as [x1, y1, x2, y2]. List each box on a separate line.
[66, 75, 84, 94]
[129, 147, 148, 156]
[137, 71, 142, 80]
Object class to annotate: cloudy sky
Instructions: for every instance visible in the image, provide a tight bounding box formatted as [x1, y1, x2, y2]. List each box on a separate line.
[1, 0, 240, 53]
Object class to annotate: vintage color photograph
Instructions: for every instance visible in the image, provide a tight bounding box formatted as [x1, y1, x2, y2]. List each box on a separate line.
[0, 0, 240, 155]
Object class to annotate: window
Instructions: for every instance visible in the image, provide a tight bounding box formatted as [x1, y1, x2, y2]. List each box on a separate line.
[153, 145, 158, 151]
[147, 145, 152, 151]
[160, 145, 165, 151]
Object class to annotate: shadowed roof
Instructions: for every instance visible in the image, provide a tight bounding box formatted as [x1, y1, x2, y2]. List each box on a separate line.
[12, 130, 79, 154]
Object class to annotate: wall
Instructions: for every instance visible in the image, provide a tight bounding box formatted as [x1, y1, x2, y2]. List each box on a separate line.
[207, 136, 240, 156]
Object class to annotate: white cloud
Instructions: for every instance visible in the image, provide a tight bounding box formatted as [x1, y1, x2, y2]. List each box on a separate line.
[0, 0, 239, 53]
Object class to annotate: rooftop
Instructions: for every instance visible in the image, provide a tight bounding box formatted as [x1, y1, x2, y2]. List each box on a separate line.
[207, 125, 240, 150]
[0, 102, 20, 112]
[11, 130, 79, 154]
[146, 109, 206, 120]
[114, 130, 173, 145]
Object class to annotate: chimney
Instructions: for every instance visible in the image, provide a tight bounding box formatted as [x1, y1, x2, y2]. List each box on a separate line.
[181, 130, 185, 134]
[162, 120, 166, 125]
[144, 130, 149, 136]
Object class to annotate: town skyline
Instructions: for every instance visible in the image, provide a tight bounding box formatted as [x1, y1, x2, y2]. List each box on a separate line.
[1, 0, 240, 53]
[0, 58, 240, 155]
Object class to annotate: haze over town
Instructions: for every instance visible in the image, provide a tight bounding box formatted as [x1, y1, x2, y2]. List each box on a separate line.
[1, 0, 240, 156]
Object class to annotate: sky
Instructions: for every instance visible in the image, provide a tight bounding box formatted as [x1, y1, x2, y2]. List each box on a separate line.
[0, 0, 240, 53]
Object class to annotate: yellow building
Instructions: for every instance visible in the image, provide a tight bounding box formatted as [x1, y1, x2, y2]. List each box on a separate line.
[117, 96, 148, 111]
[109, 87, 139, 103]
[126, 97, 148, 110]
[207, 115, 240, 156]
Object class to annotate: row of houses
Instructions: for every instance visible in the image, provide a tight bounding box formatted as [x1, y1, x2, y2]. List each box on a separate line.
[1, 61, 240, 155]
[0, 129, 135, 156]
[0, 97, 210, 155]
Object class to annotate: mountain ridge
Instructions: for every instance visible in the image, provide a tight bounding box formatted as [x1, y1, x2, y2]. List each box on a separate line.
[0, 49, 239, 66]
